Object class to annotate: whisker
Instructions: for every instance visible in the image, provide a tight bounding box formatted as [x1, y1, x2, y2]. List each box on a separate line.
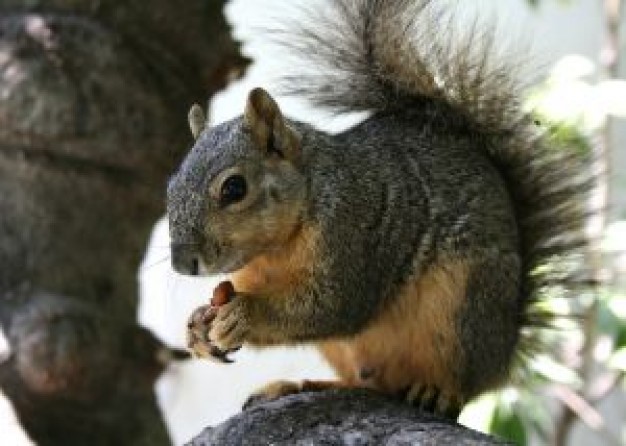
[141, 255, 172, 271]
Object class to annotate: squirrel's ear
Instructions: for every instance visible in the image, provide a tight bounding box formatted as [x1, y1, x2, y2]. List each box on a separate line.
[243, 88, 300, 163]
[188, 103, 206, 140]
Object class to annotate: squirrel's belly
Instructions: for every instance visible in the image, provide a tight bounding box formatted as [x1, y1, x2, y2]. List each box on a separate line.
[318, 260, 470, 394]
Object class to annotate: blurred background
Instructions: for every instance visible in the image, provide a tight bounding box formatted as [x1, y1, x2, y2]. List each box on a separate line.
[1, 0, 625, 445]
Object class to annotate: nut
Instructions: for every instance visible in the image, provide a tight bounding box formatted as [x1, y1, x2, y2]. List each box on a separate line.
[211, 280, 235, 306]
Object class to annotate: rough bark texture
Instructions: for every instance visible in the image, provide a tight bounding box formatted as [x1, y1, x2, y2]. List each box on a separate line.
[0, 1, 248, 445]
[189, 389, 512, 446]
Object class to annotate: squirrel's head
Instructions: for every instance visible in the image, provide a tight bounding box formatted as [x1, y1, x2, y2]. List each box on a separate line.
[167, 88, 307, 275]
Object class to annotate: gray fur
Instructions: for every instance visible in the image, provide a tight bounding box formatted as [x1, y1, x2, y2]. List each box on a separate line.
[273, 0, 589, 373]
[168, 0, 588, 399]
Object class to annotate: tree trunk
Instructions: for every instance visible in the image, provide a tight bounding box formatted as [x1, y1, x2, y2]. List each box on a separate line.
[0, 1, 248, 444]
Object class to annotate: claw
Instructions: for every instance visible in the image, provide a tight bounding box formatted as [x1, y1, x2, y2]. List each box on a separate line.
[406, 382, 464, 419]
[242, 394, 266, 410]
[209, 345, 235, 363]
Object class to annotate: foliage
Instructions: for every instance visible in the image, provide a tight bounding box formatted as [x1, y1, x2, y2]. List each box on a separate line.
[527, 55, 626, 133]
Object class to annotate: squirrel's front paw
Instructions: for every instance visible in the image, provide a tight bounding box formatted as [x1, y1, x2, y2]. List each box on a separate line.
[186, 282, 249, 363]
[209, 296, 250, 351]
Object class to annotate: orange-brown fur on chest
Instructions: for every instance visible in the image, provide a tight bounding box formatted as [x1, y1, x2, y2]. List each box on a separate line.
[230, 224, 320, 297]
[318, 261, 469, 395]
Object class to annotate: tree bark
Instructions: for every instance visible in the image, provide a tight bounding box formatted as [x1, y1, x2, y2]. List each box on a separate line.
[189, 389, 513, 446]
[0, 1, 248, 444]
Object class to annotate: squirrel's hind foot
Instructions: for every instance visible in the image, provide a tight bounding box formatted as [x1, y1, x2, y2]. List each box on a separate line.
[243, 379, 350, 409]
[406, 383, 464, 419]
[243, 380, 302, 409]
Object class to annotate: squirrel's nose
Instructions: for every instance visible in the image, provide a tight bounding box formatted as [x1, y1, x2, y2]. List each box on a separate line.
[170, 243, 202, 276]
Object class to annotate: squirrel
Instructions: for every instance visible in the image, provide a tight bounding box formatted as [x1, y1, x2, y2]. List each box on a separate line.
[167, 0, 588, 418]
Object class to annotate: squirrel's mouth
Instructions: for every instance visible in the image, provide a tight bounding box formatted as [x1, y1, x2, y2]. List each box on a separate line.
[195, 247, 252, 276]
[206, 256, 249, 275]
[170, 236, 256, 276]
[171, 252, 248, 277]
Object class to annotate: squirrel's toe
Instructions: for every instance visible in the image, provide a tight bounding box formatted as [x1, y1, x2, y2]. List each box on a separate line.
[209, 298, 249, 351]
[406, 383, 464, 419]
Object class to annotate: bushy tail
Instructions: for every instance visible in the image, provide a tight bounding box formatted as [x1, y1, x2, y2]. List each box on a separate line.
[278, 0, 522, 126]
[277, 0, 591, 363]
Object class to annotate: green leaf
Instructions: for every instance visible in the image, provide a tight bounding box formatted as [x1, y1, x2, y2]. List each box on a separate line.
[617, 324, 626, 349]
[529, 355, 581, 386]
[489, 405, 528, 446]
[599, 291, 626, 346]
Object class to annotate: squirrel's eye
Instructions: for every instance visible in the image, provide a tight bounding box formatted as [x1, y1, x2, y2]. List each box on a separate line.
[219, 174, 247, 207]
